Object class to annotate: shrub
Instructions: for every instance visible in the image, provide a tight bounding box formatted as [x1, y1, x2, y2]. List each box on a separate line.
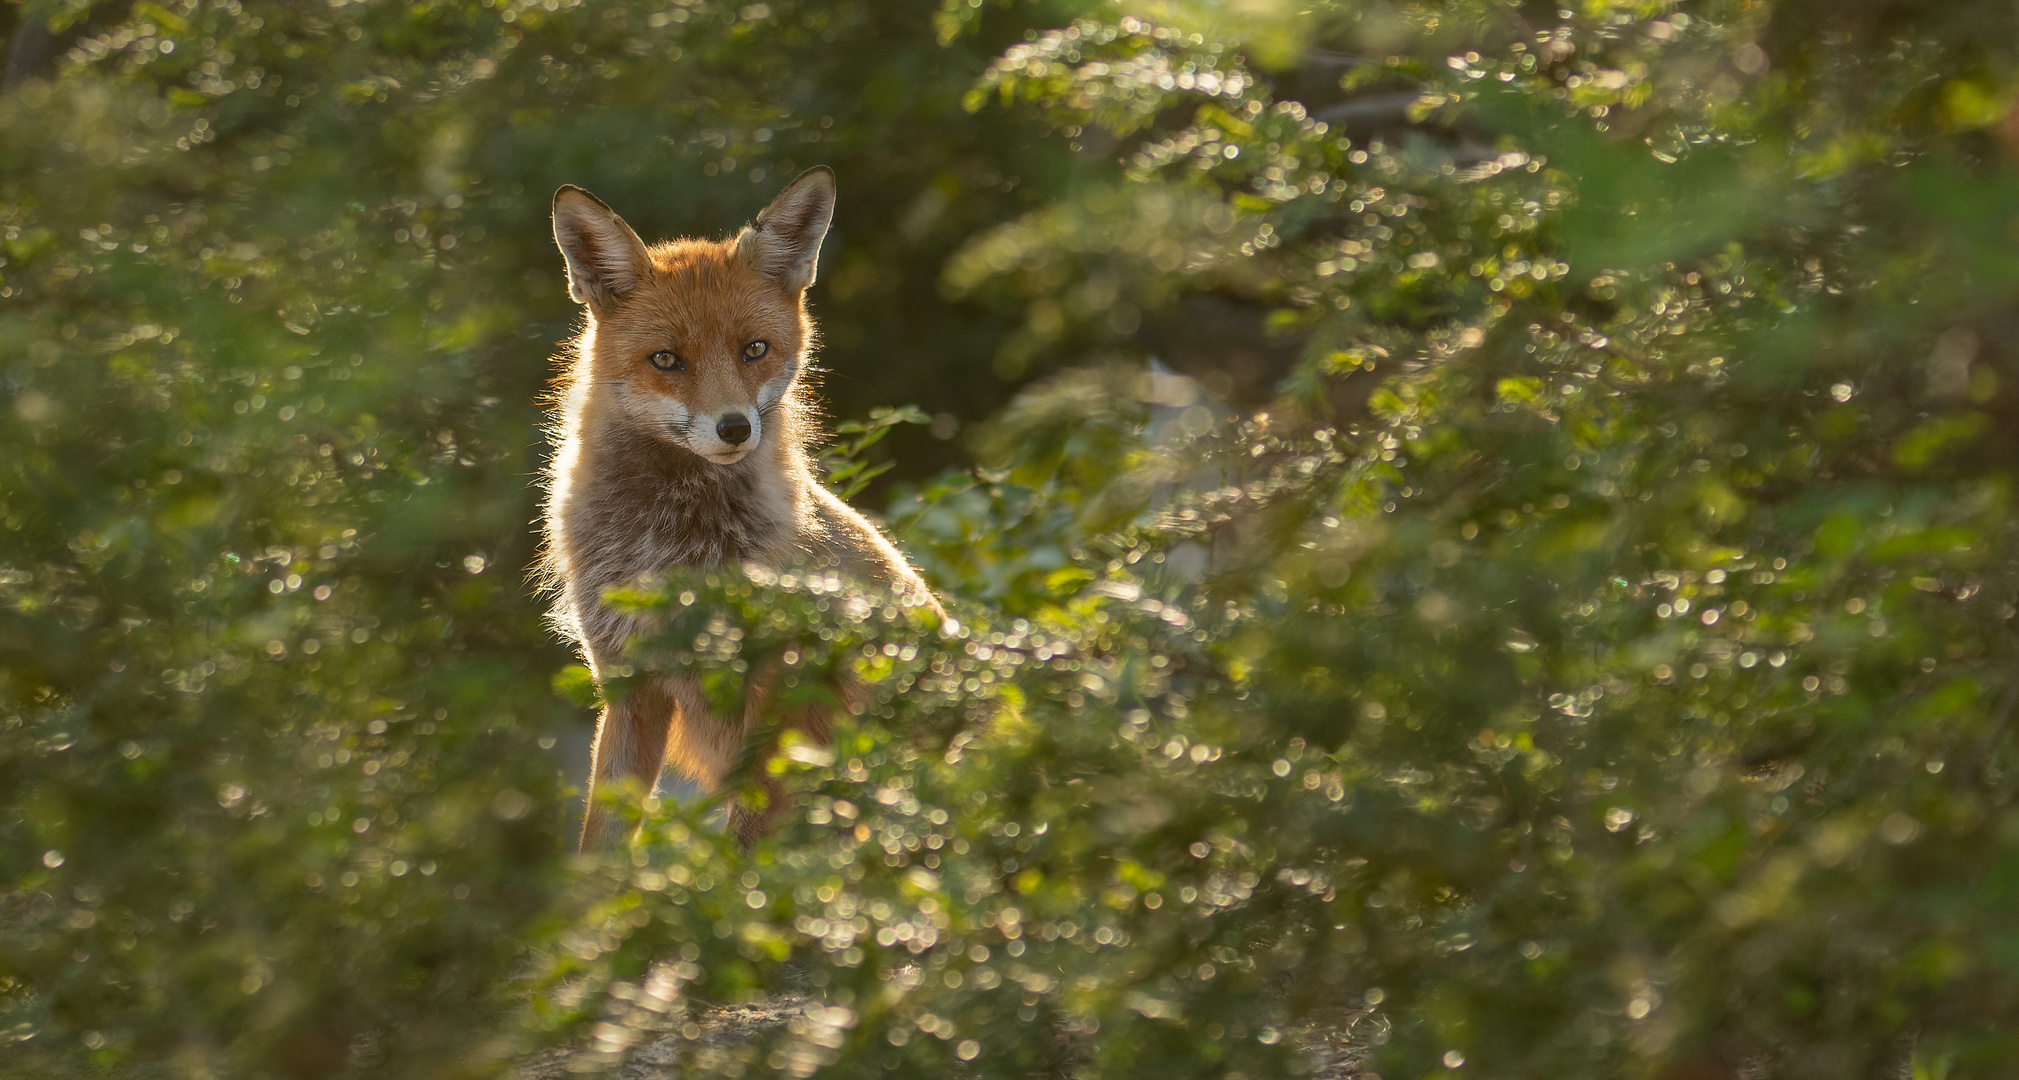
[8, 1, 2019, 1078]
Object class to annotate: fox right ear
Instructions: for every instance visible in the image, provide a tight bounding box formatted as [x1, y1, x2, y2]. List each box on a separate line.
[552, 186, 652, 310]
[737, 166, 836, 294]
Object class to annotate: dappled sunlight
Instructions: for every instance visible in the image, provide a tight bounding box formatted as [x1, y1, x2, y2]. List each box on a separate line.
[9, 0, 2019, 1077]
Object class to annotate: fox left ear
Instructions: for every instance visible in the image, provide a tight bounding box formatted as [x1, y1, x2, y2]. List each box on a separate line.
[737, 166, 835, 294]
[552, 186, 652, 311]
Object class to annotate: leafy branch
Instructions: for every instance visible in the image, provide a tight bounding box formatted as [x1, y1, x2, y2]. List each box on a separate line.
[818, 405, 930, 500]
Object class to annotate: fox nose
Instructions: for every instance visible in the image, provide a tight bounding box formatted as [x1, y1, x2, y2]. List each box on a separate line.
[716, 413, 752, 446]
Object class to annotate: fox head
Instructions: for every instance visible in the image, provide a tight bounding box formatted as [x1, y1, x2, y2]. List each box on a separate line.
[551, 167, 835, 465]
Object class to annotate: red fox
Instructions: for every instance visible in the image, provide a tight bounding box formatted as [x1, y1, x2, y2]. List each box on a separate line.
[542, 167, 942, 850]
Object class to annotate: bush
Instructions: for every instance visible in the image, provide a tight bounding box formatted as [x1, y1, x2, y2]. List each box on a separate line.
[8, 1, 2019, 1078]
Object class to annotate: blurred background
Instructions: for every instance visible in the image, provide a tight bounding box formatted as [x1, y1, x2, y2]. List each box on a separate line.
[9, 1, 2019, 1078]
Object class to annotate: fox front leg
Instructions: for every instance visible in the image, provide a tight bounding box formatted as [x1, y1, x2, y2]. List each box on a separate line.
[578, 677, 679, 851]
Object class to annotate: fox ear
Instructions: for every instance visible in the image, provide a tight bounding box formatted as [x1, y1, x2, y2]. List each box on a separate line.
[737, 166, 835, 294]
[552, 186, 652, 310]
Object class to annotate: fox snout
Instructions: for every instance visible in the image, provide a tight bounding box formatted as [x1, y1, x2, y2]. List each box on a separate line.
[716, 412, 752, 446]
[683, 403, 764, 464]
[660, 359, 798, 464]
[636, 393, 766, 464]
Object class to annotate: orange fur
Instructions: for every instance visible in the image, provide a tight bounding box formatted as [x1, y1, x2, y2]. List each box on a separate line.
[540, 168, 942, 850]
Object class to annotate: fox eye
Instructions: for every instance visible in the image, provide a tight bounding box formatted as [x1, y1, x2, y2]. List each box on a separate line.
[649, 351, 685, 372]
[742, 340, 769, 362]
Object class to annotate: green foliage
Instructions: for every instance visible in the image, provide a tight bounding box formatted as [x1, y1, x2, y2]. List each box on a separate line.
[819, 406, 930, 501]
[10, 0, 2019, 1078]
[0, 0, 1078, 1071]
